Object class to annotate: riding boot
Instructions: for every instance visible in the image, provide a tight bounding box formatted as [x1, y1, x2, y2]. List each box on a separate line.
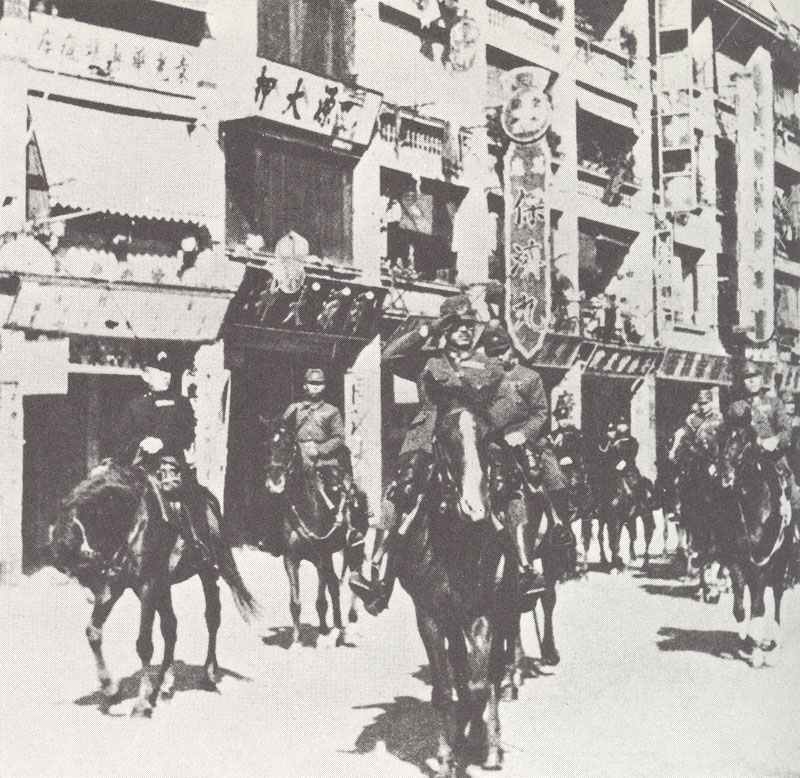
[349, 527, 395, 616]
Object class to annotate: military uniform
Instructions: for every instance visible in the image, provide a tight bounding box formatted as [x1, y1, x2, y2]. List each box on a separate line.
[116, 390, 196, 465]
[282, 397, 346, 470]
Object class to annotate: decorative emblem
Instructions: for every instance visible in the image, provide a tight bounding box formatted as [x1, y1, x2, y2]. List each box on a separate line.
[448, 14, 480, 72]
[501, 66, 552, 144]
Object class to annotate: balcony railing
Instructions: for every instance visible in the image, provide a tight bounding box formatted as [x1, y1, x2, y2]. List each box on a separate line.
[378, 115, 443, 156]
[576, 37, 642, 89]
[29, 12, 198, 97]
[487, 6, 559, 55]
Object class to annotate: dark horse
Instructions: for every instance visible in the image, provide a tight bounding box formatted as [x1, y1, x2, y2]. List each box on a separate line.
[396, 406, 514, 775]
[49, 462, 259, 716]
[713, 420, 794, 667]
[494, 446, 573, 701]
[599, 465, 656, 572]
[260, 417, 365, 649]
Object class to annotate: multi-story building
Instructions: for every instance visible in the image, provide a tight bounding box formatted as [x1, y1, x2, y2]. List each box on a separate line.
[1, 0, 798, 582]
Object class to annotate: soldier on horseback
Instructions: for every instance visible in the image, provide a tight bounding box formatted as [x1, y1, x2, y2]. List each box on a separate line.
[350, 294, 501, 614]
[481, 326, 572, 596]
[609, 417, 653, 510]
[278, 368, 366, 551]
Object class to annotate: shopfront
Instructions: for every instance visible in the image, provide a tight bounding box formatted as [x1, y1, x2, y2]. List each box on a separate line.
[222, 260, 385, 538]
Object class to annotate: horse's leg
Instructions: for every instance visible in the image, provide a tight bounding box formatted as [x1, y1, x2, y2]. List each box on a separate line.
[598, 511, 609, 566]
[641, 510, 655, 570]
[580, 512, 592, 572]
[500, 611, 521, 701]
[417, 609, 457, 777]
[152, 587, 178, 703]
[607, 512, 623, 572]
[315, 561, 330, 637]
[200, 570, 221, 685]
[445, 628, 471, 748]
[86, 582, 124, 710]
[323, 555, 345, 646]
[627, 514, 638, 562]
[539, 584, 560, 666]
[132, 580, 160, 717]
[729, 564, 750, 657]
[283, 552, 302, 648]
[465, 615, 499, 771]
[748, 576, 768, 667]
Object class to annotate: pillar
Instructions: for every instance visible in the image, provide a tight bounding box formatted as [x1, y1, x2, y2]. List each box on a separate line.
[631, 372, 656, 482]
[192, 342, 231, 509]
[0, 382, 24, 584]
[345, 336, 382, 519]
[0, 1, 30, 236]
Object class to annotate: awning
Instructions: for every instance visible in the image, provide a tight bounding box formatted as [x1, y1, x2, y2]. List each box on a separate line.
[29, 98, 224, 228]
[658, 348, 732, 385]
[584, 343, 663, 378]
[225, 266, 386, 364]
[525, 333, 589, 371]
[775, 363, 800, 393]
[4, 277, 231, 342]
[577, 87, 639, 133]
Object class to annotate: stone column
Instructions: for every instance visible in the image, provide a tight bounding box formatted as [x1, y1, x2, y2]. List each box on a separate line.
[351, 141, 383, 284]
[0, 382, 24, 584]
[344, 336, 382, 520]
[192, 342, 231, 509]
[631, 372, 656, 483]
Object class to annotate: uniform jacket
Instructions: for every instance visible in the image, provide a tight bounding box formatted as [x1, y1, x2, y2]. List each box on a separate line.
[547, 424, 584, 464]
[283, 399, 345, 467]
[671, 410, 723, 465]
[422, 350, 505, 421]
[382, 325, 439, 456]
[611, 435, 640, 471]
[487, 363, 548, 446]
[748, 392, 792, 449]
[116, 390, 196, 463]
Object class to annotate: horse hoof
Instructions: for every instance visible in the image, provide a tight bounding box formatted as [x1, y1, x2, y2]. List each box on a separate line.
[131, 704, 153, 719]
[500, 684, 517, 702]
[750, 647, 766, 669]
[483, 747, 503, 771]
[541, 649, 560, 667]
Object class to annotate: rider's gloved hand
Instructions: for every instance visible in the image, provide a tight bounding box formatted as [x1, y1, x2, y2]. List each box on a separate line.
[504, 430, 526, 448]
[616, 460, 627, 471]
[759, 435, 780, 453]
[140, 437, 164, 455]
[305, 442, 319, 459]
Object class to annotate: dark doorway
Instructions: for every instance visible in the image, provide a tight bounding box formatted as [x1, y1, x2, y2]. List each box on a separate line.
[22, 373, 141, 573]
[224, 350, 345, 542]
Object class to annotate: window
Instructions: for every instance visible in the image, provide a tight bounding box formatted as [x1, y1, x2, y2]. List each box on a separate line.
[778, 282, 800, 332]
[257, 0, 354, 81]
[380, 169, 463, 283]
[226, 133, 353, 263]
[675, 245, 702, 327]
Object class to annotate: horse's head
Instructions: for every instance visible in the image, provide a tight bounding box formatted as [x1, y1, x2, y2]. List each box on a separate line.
[717, 421, 756, 491]
[434, 407, 492, 522]
[261, 416, 298, 495]
[49, 462, 144, 580]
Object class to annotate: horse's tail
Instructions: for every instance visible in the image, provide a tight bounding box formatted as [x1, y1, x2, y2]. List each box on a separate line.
[201, 489, 262, 624]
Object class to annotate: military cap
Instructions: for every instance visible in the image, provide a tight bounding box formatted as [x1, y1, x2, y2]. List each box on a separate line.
[439, 294, 477, 322]
[304, 367, 327, 384]
[482, 324, 513, 357]
[553, 403, 570, 420]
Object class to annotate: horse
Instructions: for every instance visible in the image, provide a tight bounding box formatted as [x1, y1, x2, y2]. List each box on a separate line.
[488, 443, 572, 701]
[395, 406, 514, 775]
[598, 464, 656, 572]
[259, 416, 366, 649]
[714, 421, 794, 667]
[48, 461, 259, 716]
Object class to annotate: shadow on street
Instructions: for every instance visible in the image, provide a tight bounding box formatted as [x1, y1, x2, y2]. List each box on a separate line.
[73, 660, 251, 713]
[641, 583, 700, 600]
[656, 626, 742, 659]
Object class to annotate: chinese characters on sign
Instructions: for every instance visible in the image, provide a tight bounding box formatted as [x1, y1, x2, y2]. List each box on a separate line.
[225, 58, 383, 150]
[503, 67, 552, 358]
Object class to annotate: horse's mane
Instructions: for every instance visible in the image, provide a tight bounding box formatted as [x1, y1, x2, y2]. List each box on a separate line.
[63, 461, 148, 513]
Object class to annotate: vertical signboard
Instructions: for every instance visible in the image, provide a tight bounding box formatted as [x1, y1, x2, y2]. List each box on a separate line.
[502, 67, 552, 358]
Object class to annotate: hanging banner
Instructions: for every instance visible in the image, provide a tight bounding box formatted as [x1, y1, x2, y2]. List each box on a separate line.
[502, 66, 552, 358]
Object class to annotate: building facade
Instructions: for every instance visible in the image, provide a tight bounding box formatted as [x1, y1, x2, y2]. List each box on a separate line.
[1, 0, 799, 582]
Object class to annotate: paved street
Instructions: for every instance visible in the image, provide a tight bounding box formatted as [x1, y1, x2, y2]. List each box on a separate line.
[2, 545, 800, 778]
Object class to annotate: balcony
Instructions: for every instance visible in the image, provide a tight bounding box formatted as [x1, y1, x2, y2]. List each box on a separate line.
[775, 115, 800, 172]
[29, 12, 198, 98]
[575, 37, 644, 104]
[486, 2, 560, 68]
